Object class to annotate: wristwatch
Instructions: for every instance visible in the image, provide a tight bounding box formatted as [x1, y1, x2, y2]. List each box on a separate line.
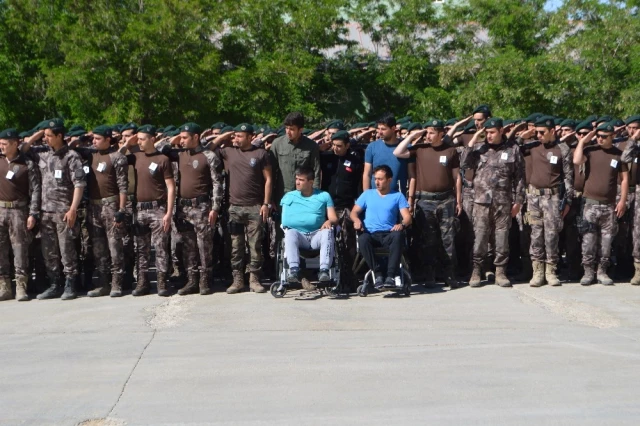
[263, 203, 272, 209]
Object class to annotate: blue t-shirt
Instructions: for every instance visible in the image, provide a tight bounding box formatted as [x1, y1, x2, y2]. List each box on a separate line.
[365, 140, 413, 194]
[355, 189, 409, 233]
[281, 189, 334, 233]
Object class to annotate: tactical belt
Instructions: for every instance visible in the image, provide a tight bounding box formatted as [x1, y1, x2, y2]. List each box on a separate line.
[526, 185, 560, 196]
[178, 195, 210, 207]
[136, 200, 167, 210]
[415, 190, 454, 201]
[90, 195, 119, 205]
[0, 200, 28, 209]
[127, 194, 136, 202]
[584, 197, 612, 206]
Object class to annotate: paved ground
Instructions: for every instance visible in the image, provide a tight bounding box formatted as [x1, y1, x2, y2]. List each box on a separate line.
[2, 280, 640, 426]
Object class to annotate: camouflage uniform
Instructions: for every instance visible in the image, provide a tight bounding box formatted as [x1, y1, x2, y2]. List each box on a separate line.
[462, 139, 525, 284]
[135, 204, 171, 274]
[620, 139, 640, 265]
[229, 205, 264, 273]
[0, 153, 41, 301]
[581, 202, 618, 269]
[31, 145, 86, 281]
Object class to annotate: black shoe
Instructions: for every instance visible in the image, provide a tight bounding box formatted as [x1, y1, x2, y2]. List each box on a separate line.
[318, 269, 330, 282]
[61, 277, 77, 300]
[384, 277, 395, 287]
[374, 275, 384, 288]
[36, 277, 63, 300]
[287, 267, 300, 283]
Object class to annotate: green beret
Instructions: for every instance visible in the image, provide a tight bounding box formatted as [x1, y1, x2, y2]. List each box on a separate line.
[277, 128, 286, 137]
[327, 120, 345, 131]
[525, 113, 544, 123]
[554, 117, 564, 127]
[406, 122, 424, 132]
[18, 131, 32, 138]
[138, 124, 157, 136]
[484, 118, 504, 129]
[399, 122, 412, 130]
[68, 124, 85, 133]
[44, 118, 65, 131]
[596, 122, 614, 133]
[583, 115, 598, 123]
[121, 122, 138, 132]
[179, 122, 202, 135]
[67, 129, 86, 138]
[611, 118, 625, 127]
[472, 105, 491, 116]
[92, 125, 112, 138]
[425, 118, 444, 129]
[234, 123, 254, 133]
[625, 115, 640, 125]
[0, 128, 19, 139]
[559, 119, 577, 129]
[367, 121, 377, 128]
[575, 120, 593, 133]
[166, 129, 181, 137]
[351, 122, 366, 129]
[463, 120, 476, 132]
[163, 125, 176, 134]
[595, 115, 612, 125]
[302, 129, 313, 136]
[445, 118, 458, 126]
[331, 130, 350, 142]
[35, 120, 50, 131]
[210, 122, 227, 130]
[221, 125, 234, 134]
[534, 115, 555, 129]
[112, 124, 124, 132]
[397, 116, 412, 124]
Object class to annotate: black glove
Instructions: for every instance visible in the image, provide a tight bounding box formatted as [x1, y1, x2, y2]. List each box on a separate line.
[114, 210, 126, 223]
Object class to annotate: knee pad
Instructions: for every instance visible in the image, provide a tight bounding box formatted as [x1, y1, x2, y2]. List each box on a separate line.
[228, 221, 244, 236]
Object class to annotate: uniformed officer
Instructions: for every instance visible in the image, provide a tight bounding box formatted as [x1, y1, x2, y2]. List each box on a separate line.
[619, 119, 640, 284]
[23, 119, 87, 300]
[0, 128, 41, 301]
[574, 122, 628, 285]
[394, 119, 462, 288]
[517, 116, 574, 286]
[462, 118, 525, 288]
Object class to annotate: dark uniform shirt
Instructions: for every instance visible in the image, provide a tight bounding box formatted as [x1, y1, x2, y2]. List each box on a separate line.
[0, 153, 41, 216]
[127, 151, 173, 203]
[409, 142, 460, 193]
[583, 145, 627, 204]
[320, 151, 362, 210]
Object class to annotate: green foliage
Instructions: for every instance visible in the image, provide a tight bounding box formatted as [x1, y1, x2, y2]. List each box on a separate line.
[0, 0, 638, 130]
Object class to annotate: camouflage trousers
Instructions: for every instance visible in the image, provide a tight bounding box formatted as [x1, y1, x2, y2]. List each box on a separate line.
[472, 200, 511, 267]
[527, 191, 563, 264]
[135, 206, 170, 274]
[615, 186, 635, 264]
[581, 201, 617, 268]
[41, 211, 80, 278]
[414, 196, 456, 267]
[175, 203, 214, 274]
[88, 201, 125, 276]
[455, 186, 475, 272]
[562, 196, 583, 270]
[228, 204, 264, 273]
[0, 207, 32, 278]
[632, 187, 640, 262]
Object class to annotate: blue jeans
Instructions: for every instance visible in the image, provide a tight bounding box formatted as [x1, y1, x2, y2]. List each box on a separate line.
[284, 228, 334, 270]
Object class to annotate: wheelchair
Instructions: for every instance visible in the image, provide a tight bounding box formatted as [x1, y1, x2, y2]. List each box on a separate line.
[352, 232, 413, 297]
[269, 226, 350, 298]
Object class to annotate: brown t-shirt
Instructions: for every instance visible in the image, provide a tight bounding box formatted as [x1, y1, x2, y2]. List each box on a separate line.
[89, 151, 118, 199]
[409, 143, 459, 193]
[0, 155, 31, 202]
[528, 142, 564, 189]
[569, 145, 586, 193]
[616, 141, 638, 186]
[583, 145, 628, 203]
[220, 146, 269, 206]
[179, 151, 211, 199]
[129, 152, 172, 202]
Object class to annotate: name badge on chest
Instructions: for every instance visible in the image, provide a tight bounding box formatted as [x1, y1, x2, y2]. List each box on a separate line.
[5, 171, 14, 180]
[550, 156, 558, 164]
[610, 159, 618, 168]
[500, 152, 509, 161]
[439, 155, 447, 165]
[344, 160, 351, 167]
[97, 162, 107, 172]
[149, 162, 158, 173]
[54, 169, 63, 179]
[83, 166, 90, 174]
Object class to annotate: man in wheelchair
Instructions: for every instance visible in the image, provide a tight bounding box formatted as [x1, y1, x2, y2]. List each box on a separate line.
[350, 165, 412, 288]
[280, 167, 339, 288]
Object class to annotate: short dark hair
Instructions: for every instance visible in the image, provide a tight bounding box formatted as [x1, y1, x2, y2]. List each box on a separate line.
[373, 165, 393, 179]
[377, 113, 396, 128]
[284, 112, 305, 128]
[294, 166, 314, 181]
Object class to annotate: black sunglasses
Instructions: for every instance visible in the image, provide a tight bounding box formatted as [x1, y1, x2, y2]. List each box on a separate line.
[596, 134, 611, 139]
[577, 131, 590, 136]
[535, 130, 547, 136]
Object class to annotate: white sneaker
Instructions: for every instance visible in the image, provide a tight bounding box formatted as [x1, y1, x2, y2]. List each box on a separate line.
[395, 276, 402, 287]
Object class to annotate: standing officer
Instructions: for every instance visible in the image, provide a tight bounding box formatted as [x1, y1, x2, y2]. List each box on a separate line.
[23, 119, 86, 300]
[462, 118, 525, 288]
[80, 125, 129, 297]
[574, 122, 628, 285]
[118, 122, 138, 289]
[165, 122, 223, 296]
[517, 116, 574, 286]
[215, 124, 272, 293]
[0, 128, 41, 301]
[394, 119, 462, 289]
[619, 123, 640, 284]
[127, 125, 176, 296]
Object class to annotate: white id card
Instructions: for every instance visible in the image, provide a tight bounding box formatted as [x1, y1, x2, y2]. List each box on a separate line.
[5, 171, 14, 180]
[97, 162, 106, 172]
[501, 152, 509, 161]
[550, 156, 558, 164]
[610, 159, 618, 168]
[439, 155, 447, 165]
[83, 166, 90, 174]
[54, 170, 62, 179]
[635, 158, 638, 164]
[344, 160, 351, 167]
[149, 162, 158, 172]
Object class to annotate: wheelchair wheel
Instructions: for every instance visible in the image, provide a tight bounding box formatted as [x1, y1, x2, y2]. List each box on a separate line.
[270, 282, 287, 298]
[357, 284, 368, 297]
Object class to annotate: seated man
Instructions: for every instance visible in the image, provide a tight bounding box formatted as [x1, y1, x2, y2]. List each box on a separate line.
[281, 167, 339, 287]
[350, 165, 412, 287]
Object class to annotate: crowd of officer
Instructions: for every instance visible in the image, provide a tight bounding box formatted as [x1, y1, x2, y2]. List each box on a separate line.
[0, 106, 639, 301]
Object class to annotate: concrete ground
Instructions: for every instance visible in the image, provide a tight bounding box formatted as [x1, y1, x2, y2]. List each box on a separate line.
[2, 280, 640, 426]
